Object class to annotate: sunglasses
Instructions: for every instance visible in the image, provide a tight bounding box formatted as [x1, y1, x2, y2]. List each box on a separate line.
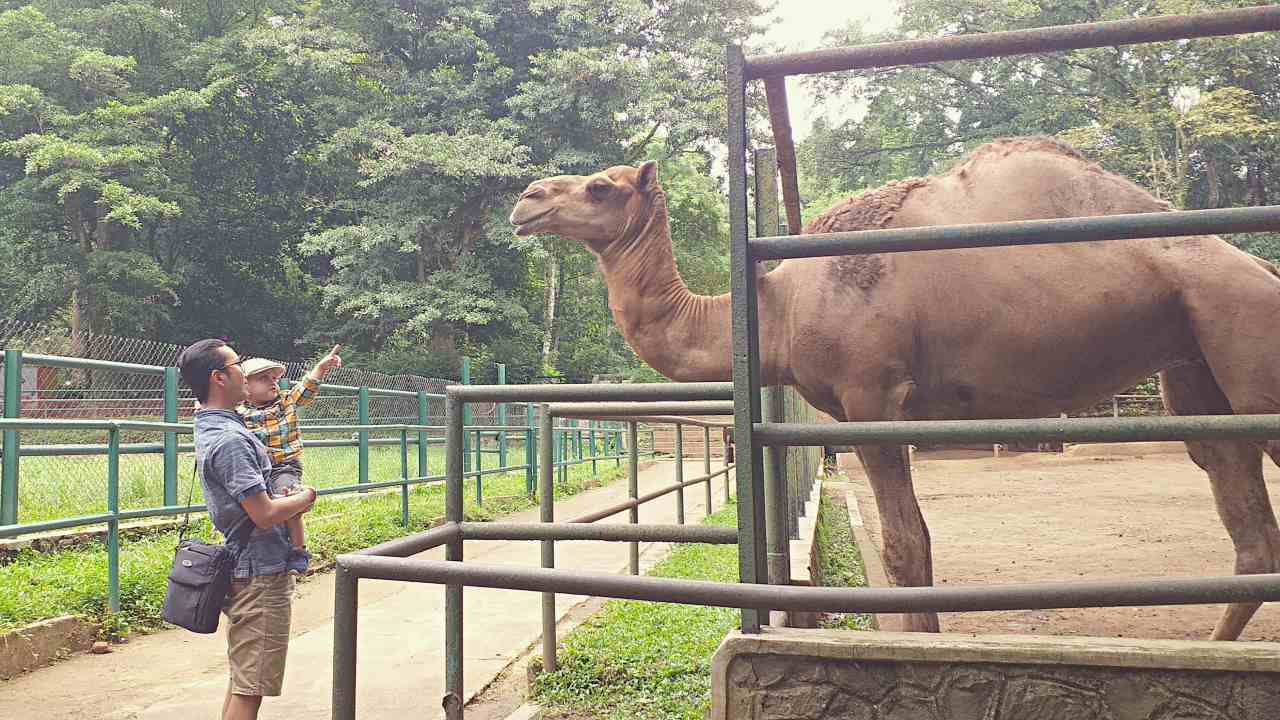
[211, 355, 252, 375]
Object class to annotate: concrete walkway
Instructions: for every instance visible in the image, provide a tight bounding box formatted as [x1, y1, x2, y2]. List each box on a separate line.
[0, 460, 734, 719]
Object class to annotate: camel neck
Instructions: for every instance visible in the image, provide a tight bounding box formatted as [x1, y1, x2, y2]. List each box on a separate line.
[596, 194, 777, 383]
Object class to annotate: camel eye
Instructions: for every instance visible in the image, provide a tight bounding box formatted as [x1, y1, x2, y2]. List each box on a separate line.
[587, 180, 613, 201]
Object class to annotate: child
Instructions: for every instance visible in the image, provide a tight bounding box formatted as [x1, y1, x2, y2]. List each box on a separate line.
[237, 345, 343, 574]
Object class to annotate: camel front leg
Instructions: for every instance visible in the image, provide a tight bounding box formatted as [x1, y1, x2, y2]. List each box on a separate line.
[855, 443, 940, 633]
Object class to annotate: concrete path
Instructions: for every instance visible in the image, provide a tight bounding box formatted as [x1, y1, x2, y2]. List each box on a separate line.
[0, 460, 734, 719]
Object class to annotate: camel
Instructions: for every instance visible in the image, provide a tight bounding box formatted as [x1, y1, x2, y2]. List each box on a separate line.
[508, 137, 1280, 640]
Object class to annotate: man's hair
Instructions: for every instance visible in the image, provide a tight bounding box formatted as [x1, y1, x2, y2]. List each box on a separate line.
[177, 338, 228, 403]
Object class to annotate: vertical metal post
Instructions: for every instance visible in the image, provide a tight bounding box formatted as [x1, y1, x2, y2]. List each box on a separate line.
[497, 363, 508, 470]
[400, 430, 410, 527]
[538, 406, 556, 672]
[357, 387, 369, 487]
[575, 421, 583, 464]
[444, 393, 465, 720]
[1113, 396, 1120, 417]
[674, 423, 685, 524]
[163, 366, 178, 507]
[729, 43, 767, 632]
[418, 392, 430, 481]
[589, 421, 597, 476]
[474, 428, 483, 506]
[1, 350, 21, 525]
[704, 426, 713, 515]
[107, 427, 120, 613]
[628, 421, 639, 575]
[461, 358, 472, 475]
[762, 387, 790, 589]
[333, 564, 359, 720]
[526, 404, 536, 498]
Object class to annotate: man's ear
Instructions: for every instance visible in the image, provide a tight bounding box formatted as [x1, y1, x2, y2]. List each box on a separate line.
[637, 160, 657, 191]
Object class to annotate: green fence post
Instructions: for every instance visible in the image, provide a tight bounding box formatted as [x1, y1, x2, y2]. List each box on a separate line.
[107, 427, 120, 614]
[357, 387, 369, 488]
[526, 404, 536, 498]
[704, 425, 713, 515]
[1, 349, 21, 525]
[589, 420, 597, 476]
[675, 423, 685, 524]
[400, 430, 410, 527]
[163, 366, 179, 507]
[461, 358, 471, 476]
[475, 428, 483, 507]
[616, 424, 623, 468]
[496, 363, 507, 471]
[417, 391, 430, 481]
[575, 421, 583, 464]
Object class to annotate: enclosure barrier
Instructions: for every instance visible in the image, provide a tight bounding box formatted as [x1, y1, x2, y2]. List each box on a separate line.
[329, 7, 1280, 718]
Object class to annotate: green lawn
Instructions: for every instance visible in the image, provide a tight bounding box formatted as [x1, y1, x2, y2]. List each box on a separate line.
[533, 482, 874, 719]
[0, 456, 628, 636]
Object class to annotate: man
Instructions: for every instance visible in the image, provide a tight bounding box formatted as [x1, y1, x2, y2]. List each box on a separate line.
[177, 339, 318, 720]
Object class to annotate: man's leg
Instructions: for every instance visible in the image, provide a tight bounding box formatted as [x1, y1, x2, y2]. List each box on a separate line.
[223, 690, 263, 720]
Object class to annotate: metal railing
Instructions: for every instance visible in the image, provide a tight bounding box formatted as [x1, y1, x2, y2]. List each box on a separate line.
[329, 8, 1280, 718]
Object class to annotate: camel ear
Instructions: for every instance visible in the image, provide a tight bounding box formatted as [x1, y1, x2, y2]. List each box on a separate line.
[636, 160, 657, 191]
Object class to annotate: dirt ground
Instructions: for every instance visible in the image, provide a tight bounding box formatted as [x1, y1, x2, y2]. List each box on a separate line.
[842, 445, 1280, 642]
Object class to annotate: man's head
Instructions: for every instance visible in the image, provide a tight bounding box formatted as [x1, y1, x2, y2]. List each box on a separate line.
[177, 339, 249, 407]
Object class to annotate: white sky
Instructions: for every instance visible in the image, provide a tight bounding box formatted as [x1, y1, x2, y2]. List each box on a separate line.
[760, 0, 902, 139]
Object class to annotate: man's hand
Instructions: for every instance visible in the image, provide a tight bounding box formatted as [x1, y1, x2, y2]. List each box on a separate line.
[313, 344, 343, 378]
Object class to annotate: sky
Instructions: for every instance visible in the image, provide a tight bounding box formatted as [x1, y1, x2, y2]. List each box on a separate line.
[760, 0, 902, 140]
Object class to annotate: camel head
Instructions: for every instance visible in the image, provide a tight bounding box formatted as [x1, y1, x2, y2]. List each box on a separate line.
[509, 161, 660, 250]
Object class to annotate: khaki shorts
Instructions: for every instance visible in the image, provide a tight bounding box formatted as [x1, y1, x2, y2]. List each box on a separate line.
[224, 573, 294, 696]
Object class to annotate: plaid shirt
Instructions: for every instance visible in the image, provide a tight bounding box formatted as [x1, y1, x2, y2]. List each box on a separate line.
[238, 374, 320, 466]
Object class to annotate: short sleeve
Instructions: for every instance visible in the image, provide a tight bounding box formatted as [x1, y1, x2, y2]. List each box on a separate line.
[207, 434, 269, 502]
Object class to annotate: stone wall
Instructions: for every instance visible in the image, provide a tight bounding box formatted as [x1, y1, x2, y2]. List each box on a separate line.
[712, 629, 1280, 720]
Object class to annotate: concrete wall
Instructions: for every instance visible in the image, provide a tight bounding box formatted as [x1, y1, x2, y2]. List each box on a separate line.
[712, 628, 1280, 719]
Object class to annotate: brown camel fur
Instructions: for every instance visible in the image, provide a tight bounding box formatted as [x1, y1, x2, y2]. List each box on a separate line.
[509, 137, 1280, 639]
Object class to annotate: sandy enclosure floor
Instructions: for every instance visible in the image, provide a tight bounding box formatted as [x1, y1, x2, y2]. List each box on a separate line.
[842, 446, 1280, 641]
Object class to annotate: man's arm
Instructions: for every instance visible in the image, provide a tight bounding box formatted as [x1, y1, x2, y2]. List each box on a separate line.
[240, 486, 317, 529]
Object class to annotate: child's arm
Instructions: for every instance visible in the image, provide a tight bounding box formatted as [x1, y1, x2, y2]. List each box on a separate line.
[284, 344, 342, 409]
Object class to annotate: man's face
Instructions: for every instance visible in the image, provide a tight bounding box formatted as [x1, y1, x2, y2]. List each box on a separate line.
[211, 346, 249, 405]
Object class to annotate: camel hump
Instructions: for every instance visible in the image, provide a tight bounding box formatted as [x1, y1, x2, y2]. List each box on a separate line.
[803, 177, 932, 234]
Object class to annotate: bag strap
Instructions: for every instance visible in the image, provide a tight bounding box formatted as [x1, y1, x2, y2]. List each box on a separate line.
[177, 459, 254, 549]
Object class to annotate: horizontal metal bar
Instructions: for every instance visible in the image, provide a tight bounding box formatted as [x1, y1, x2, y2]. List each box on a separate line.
[18, 353, 167, 375]
[336, 556, 1280, 612]
[17, 442, 178, 457]
[745, 6, 1280, 78]
[357, 522, 461, 557]
[550, 415, 735, 428]
[0, 418, 190, 432]
[755, 414, 1280, 446]
[549, 402, 735, 418]
[303, 381, 422, 399]
[0, 512, 116, 538]
[460, 522, 738, 544]
[570, 469, 726, 524]
[315, 476, 444, 496]
[451, 382, 733, 403]
[750, 205, 1280, 260]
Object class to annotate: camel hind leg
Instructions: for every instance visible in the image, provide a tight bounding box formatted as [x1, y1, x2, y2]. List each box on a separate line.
[1160, 362, 1280, 640]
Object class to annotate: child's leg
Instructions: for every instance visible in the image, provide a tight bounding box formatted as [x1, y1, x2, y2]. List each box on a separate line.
[286, 513, 305, 550]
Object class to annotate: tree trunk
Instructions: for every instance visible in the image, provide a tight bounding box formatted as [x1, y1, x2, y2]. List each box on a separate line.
[1247, 155, 1268, 206]
[541, 252, 560, 367]
[66, 194, 95, 386]
[1205, 158, 1221, 209]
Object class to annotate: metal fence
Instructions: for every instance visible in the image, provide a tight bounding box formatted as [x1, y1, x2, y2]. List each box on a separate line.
[331, 8, 1280, 719]
[0, 350, 660, 528]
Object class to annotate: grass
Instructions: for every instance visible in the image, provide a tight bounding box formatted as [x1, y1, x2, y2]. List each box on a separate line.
[0, 455, 629, 636]
[533, 481, 875, 720]
[11, 436, 628, 524]
[532, 502, 742, 720]
[813, 486, 874, 631]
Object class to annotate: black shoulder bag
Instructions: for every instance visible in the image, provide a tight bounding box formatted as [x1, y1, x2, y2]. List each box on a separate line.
[161, 464, 252, 634]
